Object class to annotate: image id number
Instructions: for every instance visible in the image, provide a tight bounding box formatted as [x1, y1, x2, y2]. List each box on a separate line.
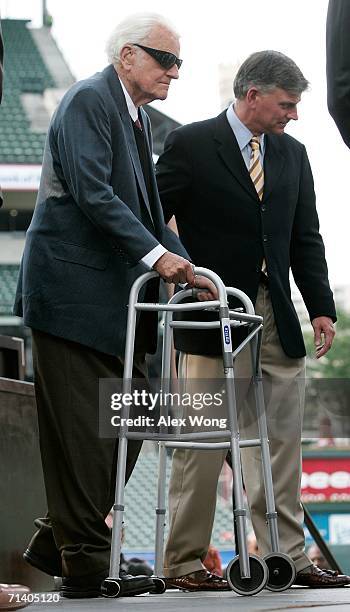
[9, 592, 60, 603]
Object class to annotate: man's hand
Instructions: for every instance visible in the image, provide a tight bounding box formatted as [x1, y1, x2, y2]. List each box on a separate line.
[311, 316, 335, 358]
[153, 253, 218, 300]
[193, 275, 218, 301]
[153, 252, 195, 285]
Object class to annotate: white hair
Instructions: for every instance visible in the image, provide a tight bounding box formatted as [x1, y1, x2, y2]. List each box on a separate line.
[105, 12, 179, 65]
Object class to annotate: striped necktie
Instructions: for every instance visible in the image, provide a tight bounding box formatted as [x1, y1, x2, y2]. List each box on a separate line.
[249, 136, 264, 200]
[250, 136, 268, 276]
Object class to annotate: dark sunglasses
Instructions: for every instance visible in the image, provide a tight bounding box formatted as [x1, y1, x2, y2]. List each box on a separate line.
[133, 43, 182, 70]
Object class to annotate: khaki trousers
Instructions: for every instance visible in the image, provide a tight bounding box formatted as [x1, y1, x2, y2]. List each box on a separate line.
[164, 284, 311, 577]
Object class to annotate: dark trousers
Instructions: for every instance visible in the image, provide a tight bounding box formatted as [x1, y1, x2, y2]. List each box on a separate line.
[28, 329, 147, 577]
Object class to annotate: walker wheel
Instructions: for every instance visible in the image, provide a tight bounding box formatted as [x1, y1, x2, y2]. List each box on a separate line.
[101, 578, 122, 598]
[264, 553, 296, 591]
[149, 577, 166, 594]
[226, 554, 268, 596]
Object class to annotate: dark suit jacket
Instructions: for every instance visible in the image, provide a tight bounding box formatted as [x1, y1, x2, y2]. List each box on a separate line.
[156, 111, 336, 358]
[0, 19, 3, 206]
[0, 19, 3, 103]
[14, 65, 188, 357]
[327, 0, 350, 148]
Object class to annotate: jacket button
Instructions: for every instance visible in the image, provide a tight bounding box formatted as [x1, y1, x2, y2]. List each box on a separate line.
[261, 205, 266, 212]
[256, 265, 260, 273]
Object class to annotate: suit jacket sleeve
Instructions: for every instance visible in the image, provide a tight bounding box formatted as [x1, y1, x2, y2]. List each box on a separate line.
[0, 20, 3, 104]
[0, 19, 3, 207]
[142, 112, 191, 260]
[326, 0, 350, 148]
[53, 86, 161, 263]
[156, 128, 192, 223]
[290, 146, 336, 322]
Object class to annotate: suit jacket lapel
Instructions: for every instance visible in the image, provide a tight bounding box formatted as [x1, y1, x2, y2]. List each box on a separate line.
[139, 107, 165, 233]
[105, 66, 153, 219]
[263, 135, 285, 202]
[214, 111, 259, 202]
[122, 113, 154, 219]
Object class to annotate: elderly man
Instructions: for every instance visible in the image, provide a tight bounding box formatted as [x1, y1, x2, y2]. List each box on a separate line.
[14, 12, 214, 599]
[156, 50, 350, 589]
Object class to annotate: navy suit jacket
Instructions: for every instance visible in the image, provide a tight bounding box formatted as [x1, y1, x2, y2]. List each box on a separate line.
[156, 111, 336, 358]
[14, 65, 188, 356]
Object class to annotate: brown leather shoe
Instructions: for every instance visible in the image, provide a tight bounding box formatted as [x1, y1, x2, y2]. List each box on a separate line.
[294, 565, 350, 588]
[0, 584, 30, 610]
[166, 570, 230, 591]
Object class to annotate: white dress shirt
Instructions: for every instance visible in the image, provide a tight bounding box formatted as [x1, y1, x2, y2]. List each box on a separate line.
[226, 104, 265, 167]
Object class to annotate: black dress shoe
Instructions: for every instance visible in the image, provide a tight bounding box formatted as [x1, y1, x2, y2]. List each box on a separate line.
[60, 570, 108, 599]
[60, 569, 155, 598]
[23, 548, 61, 577]
[118, 570, 156, 596]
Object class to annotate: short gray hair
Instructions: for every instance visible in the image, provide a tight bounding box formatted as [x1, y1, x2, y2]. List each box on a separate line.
[233, 50, 309, 99]
[105, 12, 179, 65]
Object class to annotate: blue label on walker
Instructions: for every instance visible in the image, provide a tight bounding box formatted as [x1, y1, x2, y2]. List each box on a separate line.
[222, 318, 232, 352]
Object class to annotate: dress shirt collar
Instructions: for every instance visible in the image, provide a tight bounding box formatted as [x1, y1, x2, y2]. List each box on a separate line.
[118, 75, 139, 122]
[226, 104, 265, 154]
